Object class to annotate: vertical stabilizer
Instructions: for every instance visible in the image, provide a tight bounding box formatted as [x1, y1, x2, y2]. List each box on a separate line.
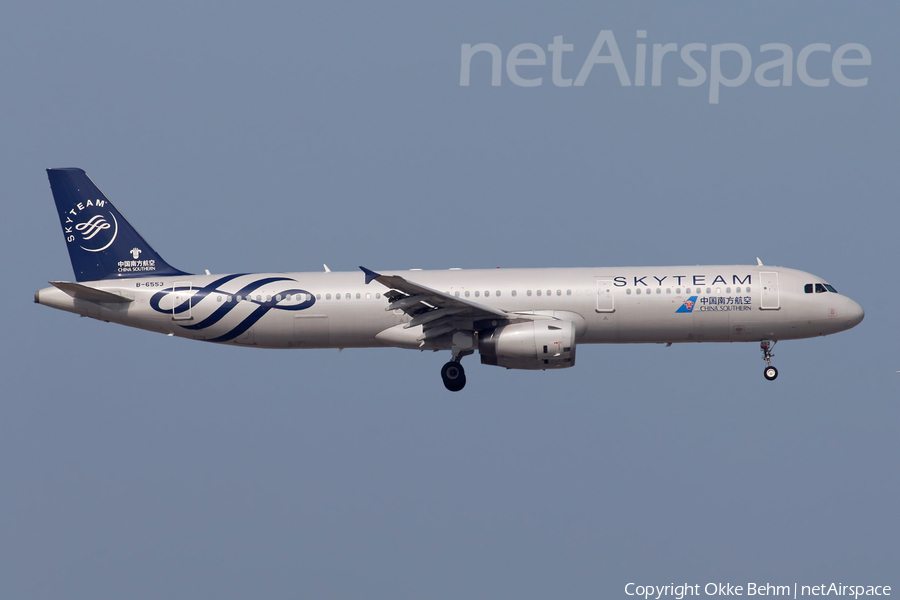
[47, 168, 190, 282]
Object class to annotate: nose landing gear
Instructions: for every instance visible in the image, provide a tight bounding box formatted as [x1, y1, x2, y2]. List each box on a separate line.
[761, 340, 778, 381]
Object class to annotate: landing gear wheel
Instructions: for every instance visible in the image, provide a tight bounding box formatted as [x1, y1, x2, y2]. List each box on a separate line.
[764, 365, 778, 381]
[441, 361, 466, 392]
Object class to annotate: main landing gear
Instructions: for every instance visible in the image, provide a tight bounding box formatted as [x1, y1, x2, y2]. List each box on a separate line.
[760, 340, 778, 381]
[441, 361, 466, 392]
[441, 348, 473, 392]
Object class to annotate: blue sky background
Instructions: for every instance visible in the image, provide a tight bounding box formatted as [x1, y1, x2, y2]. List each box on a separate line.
[2, 2, 897, 598]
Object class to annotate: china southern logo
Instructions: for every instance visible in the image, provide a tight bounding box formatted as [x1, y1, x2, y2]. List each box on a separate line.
[676, 296, 698, 313]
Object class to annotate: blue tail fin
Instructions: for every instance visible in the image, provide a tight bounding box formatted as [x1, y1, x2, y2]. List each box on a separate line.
[47, 168, 190, 282]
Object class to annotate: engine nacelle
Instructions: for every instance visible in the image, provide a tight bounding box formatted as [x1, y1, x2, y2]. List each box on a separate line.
[479, 320, 576, 370]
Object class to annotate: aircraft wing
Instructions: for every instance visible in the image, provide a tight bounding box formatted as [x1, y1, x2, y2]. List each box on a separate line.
[360, 266, 508, 343]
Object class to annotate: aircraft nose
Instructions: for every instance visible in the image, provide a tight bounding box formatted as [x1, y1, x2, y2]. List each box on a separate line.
[845, 297, 864, 329]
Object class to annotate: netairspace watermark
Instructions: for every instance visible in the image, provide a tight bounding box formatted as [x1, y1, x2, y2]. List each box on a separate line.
[625, 582, 891, 600]
[459, 31, 871, 104]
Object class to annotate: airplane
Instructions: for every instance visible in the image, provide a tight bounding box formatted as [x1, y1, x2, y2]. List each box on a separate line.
[35, 168, 865, 391]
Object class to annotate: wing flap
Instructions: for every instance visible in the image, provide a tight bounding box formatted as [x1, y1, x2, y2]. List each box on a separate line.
[417, 323, 457, 341]
[406, 306, 468, 328]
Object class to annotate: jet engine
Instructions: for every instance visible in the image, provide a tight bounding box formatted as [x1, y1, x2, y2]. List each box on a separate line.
[478, 320, 576, 370]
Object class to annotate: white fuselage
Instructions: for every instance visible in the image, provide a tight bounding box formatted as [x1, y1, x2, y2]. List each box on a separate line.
[35, 265, 864, 350]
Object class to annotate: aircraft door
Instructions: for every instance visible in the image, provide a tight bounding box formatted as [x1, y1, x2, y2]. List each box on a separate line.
[172, 281, 193, 320]
[760, 272, 780, 310]
[596, 280, 615, 312]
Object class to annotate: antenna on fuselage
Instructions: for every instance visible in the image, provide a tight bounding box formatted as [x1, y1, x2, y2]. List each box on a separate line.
[756, 257, 764, 266]
[323, 264, 331, 272]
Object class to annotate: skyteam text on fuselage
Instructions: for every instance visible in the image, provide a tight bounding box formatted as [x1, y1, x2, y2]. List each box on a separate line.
[35, 168, 865, 391]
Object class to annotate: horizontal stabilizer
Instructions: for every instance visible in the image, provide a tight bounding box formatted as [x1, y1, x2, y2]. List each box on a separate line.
[49, 281, 134, 304]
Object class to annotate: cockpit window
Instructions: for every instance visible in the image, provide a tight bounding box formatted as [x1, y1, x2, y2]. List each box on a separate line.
[806, 282, 839, 293]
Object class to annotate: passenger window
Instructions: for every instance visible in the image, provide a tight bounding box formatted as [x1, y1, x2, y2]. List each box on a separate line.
[815, 283, 827, 293]
[326, 294, 331, 300]
[636, 288, 641, 295]
[666, 288, 671, 294]
[275, 295, 282, 301]
[511, 290, 517, 297]
[455, 291, 460, 297]
[496, 291, 501, 297]
[706, 288, 711, 294]
[315, 294, 321, 300]
[566, 290, 571, 296]
[526, 290, 532, 296]
[676, 288, 681, 294]
[376, 293, 381, 299]
[556, 290, 561, 296]
[546, 290, 551, 296]
[217, 295, 222, 302]
[536, 290, 542, 296]
[336, 293, 341, 300]
[465, 291, 470, 297]
[726, 287, 731, 294]
[626, 289, 632, 295]
[366, 293, 371, 299]
[474, 291, 480, 297]
[656, 288, 661, 294]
